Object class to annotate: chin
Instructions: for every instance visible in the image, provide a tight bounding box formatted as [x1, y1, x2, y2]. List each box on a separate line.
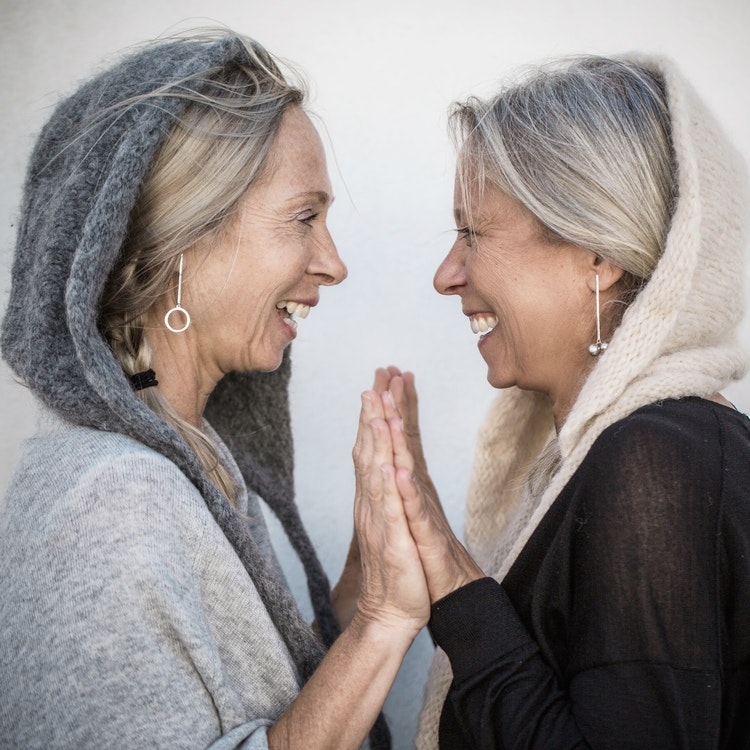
[256, 352, 287, 374]
[485, 367, 515, 390]
[241, 342, 290, 374]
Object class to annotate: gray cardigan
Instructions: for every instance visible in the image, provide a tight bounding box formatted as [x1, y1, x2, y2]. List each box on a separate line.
[0, 409, 299, 748]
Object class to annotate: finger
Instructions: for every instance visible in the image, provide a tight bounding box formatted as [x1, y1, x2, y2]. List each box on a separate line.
[358, 420, 392, 513]
[380, 462, 417, 551]
[353, 392, 386, 496]
[385, 375, 405, 419]
[388, 413, 416, 474]
[381, 388, 400, 422]
[353, 392, 375, 466]
[387, 374, 419, 448]
[380, 462, 402, 520]
[401, 371, 420, 432]
[399, 372, 429, 468]
[369, 416, 395, 474]
[395, 467, 423, 525]
[362, 389, 386, 421]
[372, 367, 390, 394]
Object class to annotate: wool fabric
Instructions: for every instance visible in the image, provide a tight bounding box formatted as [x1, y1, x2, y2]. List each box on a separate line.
[415, 54, 749, 748]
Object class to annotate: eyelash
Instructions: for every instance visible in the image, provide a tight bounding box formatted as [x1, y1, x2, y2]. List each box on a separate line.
[298, 212, 319, 227]
[456, 227, 477, 246]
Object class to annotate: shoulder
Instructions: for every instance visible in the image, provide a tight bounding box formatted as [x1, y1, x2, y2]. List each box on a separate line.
[2, 414, 211, 564]
[11, 412, 195, 498]
[582, 397, 750, 482]
[566, 398, 750, 545]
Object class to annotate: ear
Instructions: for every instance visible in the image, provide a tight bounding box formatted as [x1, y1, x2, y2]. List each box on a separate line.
[587, 254, 625, 292]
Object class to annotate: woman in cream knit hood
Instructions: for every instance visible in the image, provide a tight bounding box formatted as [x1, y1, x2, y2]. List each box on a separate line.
[360, 55, 750, 747]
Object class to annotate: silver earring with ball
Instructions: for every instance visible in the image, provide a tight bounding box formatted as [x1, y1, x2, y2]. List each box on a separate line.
[164, 253, 191, 333]
[588, 273, 608, 357]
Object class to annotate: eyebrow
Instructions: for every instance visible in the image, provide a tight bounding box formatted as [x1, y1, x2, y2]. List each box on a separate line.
[290, 190, 335, 207]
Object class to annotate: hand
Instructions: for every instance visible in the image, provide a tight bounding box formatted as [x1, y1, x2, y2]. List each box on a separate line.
[332, 370, 405, 629]
[380, 369, 438, 501]
[352, 389, 430, 635]
[382, 392, 484, 604]
[330, 533, 361, 630]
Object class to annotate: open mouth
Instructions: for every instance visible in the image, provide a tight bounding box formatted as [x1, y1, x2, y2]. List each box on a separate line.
[469, 313, 498, 335]
[276, 300, 310, 331]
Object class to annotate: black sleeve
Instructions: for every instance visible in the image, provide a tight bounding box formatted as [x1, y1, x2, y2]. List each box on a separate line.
[430, 578, 589, 749]
[429, 400, 750, 749]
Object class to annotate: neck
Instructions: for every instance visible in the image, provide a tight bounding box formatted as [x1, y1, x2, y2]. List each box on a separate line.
[548, 352, 598, 433]
[146, 324, 221, 429]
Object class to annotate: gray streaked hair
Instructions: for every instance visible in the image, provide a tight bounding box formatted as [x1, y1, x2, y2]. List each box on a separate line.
[451, 56, 676, 286]
[98, 32, 306, 500]
[452, 56, 678, 497]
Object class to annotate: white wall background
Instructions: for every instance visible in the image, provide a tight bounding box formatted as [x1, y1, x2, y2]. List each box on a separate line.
[1, 0, 748, 746]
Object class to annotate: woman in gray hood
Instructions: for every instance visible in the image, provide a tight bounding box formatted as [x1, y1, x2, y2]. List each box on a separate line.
[0, 30, 430, 749]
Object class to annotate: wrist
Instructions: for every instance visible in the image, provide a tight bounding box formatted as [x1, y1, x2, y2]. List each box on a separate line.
[348, 608, 424, 650]
[426, 550, 485, 603]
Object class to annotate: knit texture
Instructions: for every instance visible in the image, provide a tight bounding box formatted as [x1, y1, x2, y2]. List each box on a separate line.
[1, 33, 389, 747]
[1, 412, 303, 748]
[415, 55, 749, 748]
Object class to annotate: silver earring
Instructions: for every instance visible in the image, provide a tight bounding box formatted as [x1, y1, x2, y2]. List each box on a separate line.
[588, 273, 608, 356]
[164, 253, 191, 333]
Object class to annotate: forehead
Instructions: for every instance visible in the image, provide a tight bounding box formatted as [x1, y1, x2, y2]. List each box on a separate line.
[454, 175, 510, 216]
[257, 106, 332, 202]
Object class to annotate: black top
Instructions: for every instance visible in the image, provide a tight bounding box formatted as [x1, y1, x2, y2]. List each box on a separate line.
[429, 398, 750, 749]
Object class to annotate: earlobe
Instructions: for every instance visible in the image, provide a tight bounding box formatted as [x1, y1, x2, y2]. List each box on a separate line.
[589, 256, 625, 292]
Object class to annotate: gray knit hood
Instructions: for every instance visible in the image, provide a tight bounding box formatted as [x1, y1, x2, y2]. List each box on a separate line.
[1, 33, 389, 745]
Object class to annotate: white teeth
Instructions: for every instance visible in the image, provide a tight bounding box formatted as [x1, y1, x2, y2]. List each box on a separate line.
[470, 314, 498, 334]
[276, 301, 310, 322]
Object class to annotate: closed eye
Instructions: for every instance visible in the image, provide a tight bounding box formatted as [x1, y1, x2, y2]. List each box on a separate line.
[455, 226, 477, 246]
[297, 212, 320, 227]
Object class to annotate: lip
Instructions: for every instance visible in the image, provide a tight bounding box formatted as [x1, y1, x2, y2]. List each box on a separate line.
[275, 297, 319, 338]
[477, 327, 495, 349]
[463, 306, 494, 318]
[277, 312, 298, 340]
[278, 297, 319, 311]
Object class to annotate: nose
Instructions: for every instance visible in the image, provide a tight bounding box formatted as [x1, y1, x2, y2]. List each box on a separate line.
[433, 240, 467, 296]
[312, 227, 348, 286]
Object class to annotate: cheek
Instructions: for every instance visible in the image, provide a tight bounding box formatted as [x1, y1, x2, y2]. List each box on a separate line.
[471, 255, 516, 315]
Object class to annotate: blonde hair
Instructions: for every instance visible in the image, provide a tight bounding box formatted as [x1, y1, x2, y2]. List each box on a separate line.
[99, 34, 305, 500]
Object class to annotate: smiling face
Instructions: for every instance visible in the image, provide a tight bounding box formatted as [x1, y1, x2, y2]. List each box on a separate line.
[434, 177, 602, 421]
[176, 106, 345, 376]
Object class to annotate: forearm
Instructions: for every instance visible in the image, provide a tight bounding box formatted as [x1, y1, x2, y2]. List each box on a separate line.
[273, 380, 428, 748]
[268, 613, 417, 749]
[431, 578, 588, 749]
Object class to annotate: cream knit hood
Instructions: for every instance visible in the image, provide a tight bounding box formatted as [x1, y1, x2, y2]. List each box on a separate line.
[416, 54, 749, 748]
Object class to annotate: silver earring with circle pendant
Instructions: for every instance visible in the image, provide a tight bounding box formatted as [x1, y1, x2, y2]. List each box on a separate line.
[164, 253, 191, 333]
[588, 273, 608, 356]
